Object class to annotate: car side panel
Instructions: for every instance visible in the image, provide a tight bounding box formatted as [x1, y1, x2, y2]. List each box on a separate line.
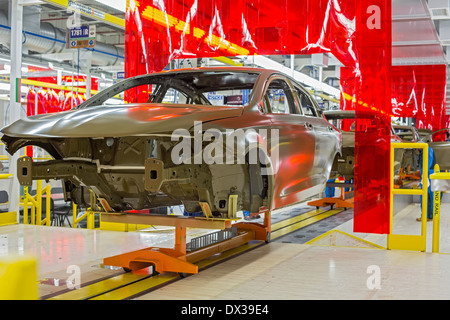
[267, 113, 316, 209]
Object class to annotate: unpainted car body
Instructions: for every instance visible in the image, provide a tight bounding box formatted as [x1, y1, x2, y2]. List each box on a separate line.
[393, 125, 450, 171]
[324, 110, 403, 180]
[1, 67, 341, 218]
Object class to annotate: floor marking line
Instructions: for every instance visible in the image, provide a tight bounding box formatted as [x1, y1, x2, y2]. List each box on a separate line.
[271, 209, 344, 240]
[46, 206, 343, 300]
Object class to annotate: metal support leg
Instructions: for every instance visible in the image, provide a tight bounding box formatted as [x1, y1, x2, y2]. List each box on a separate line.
[174, 226, 187, 256]
[9, 0, 24, 224]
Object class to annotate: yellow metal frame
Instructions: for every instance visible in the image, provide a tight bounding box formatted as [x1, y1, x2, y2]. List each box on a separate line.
[388, 142, 428, 251]
[22, 180, 51, 226]
[72, 189, 97, 229]
[72, 203, 97, 229]
[22, 181, 96, 229]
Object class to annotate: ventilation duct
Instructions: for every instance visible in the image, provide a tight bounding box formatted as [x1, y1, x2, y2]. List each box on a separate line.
[0, 11, 124, 66]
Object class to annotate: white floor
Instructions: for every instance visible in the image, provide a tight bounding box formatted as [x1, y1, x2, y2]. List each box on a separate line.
[137, 203, 450, 300]
[0, 224, 220, 275]
[1, 203, 450, 299]
[336, 203, 450, 253]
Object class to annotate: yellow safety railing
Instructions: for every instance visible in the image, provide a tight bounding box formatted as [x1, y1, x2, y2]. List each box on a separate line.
[430, 164, 450, 253]
[72, 190, 97, 229]
[0, 173, 16, 226]
[388, 142, 428, 252]
[22, 180, 51, 226]
[73, 205, 97, 229]
[22, 182, 97, 229]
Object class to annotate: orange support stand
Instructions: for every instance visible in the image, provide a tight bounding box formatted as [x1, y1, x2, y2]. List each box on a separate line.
[233, 206, 271, 242]
[102, 207, 271, 275]
[307, 197, 354, 210]
[394, 167, 421, 188]
[307, 186, 354, 210]
[104, 226, 198, 274]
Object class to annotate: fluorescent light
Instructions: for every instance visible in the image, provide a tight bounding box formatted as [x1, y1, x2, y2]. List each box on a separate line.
[0, 83, 29, 94]
[95, 0, 126, 12]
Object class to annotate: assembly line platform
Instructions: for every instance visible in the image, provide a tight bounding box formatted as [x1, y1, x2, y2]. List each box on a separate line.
[1, 202, 450, 300]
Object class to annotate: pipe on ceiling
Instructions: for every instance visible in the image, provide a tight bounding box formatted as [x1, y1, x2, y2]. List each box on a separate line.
[0, 11, 124, 67]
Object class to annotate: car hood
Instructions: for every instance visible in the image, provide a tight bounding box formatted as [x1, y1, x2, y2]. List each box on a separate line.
[1, 104, 243, 138]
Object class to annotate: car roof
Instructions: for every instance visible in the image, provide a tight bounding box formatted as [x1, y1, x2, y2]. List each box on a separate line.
[157, 66, 272, 75]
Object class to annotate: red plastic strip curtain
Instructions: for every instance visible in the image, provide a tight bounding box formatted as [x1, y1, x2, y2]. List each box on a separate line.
[125, 0, 359, 77]
[342, 0, 392, 234]
[391, 65, 447, 141]
[125, 0, 392, 234]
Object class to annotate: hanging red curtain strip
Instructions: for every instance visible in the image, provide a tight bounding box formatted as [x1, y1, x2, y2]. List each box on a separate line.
[125, 0, 392, 234]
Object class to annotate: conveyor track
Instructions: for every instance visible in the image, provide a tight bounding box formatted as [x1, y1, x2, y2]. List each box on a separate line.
[43, 206, 344, 300]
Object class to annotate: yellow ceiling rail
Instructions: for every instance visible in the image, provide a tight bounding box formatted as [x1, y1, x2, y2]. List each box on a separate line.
[20, 79, 124, 100]
[22, 79, 99, 94]
[41, 0, 125, 29]
[212, 56, 243, 67]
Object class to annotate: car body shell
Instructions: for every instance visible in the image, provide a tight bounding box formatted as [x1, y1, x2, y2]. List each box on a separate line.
[1, 67, 341, 217]
[324, 110, 404, 179]
[392, 124, 450, 171]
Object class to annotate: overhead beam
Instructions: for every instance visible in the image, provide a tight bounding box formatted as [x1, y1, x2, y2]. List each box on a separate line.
[40, 0, 125, 29]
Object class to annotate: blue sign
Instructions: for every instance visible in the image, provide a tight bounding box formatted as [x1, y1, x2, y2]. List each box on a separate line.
[70, 26, 90, 39]
[117, 71, 125, 79]
[242, 89, 249, 105]
[68, 25, 95, 48]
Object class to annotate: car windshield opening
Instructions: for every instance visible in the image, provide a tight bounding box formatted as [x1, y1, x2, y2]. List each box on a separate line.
[78, 70, 260, 108]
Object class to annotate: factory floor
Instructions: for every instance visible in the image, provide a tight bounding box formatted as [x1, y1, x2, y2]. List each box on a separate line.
[1, 201, 450, 300]
[136, 202, 450, 300]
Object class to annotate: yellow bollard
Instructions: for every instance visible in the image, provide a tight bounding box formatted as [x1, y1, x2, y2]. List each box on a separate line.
[432, 164, 441, 253]
[72, 202, 77, 228]
[430, 164, 450, 253]
[0, 255, 38, 300]
[432, 190, 441, 253]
